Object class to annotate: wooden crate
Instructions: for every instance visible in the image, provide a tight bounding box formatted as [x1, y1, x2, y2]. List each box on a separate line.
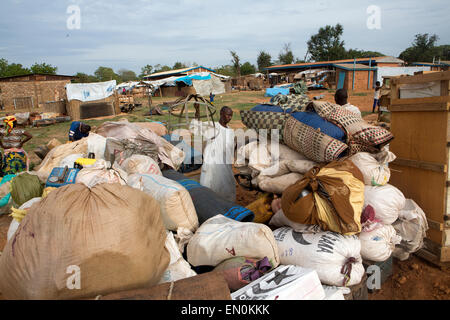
[389, 70, 450, 265]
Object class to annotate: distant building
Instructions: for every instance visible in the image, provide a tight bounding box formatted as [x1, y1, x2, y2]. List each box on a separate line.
[263, 56, 426, 90]
[0, 73, 75, 111]
[143, 66, 231, 97]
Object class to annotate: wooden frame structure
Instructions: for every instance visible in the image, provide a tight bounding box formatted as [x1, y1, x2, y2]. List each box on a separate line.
[389, 70, 450, 266]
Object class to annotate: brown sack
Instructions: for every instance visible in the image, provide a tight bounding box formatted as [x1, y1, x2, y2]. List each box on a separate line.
[0, 183, 169, 300]
[135, 122, 168, 137]
[281, 159, 365, 235]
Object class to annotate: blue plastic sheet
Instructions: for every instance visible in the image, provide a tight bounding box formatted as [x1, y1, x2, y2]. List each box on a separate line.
[291, 111, 346, 142]
[173, 74, 211, 86]
[264, 88, 290, 97]
[251, 104, 287, 113]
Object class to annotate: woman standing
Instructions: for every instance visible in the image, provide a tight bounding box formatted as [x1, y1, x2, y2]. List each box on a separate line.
[0, 116, 33, 176]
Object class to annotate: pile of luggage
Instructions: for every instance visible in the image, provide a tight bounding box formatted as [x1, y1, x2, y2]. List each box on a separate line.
[0, 105, 429, 299]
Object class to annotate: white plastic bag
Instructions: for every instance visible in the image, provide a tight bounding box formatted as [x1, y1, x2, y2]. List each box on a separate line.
[350, 149, 396, 186]
[159, 231, 197, 284]
[59, 153, 85, 168]
[359, 224, 401, 262]
[127, 174, 198, 232]
[273, 226, 364, 287]
[7, 197, 43, 242]
[200, 123, 236, 202]
[120, 155, 162, 176]
[393, 199, 429, 260]
[87, 133, 107, 160]
[187, 215, 280, 267]
[364, 184, 406, 225]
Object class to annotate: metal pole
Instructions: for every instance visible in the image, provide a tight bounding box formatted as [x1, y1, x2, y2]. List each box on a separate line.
[352, 58, 356, 91]
[368, 58, 372, 89]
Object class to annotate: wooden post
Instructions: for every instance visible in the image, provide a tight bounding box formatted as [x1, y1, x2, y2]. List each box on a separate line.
[159, 86, 163, 98]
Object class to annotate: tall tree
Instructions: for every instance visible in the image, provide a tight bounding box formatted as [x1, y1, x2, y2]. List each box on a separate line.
[94, 66, 121, 82]
[346, 49, 385, 59]
[435, 45, 450, 61]
[140, 64, 153, 78]
[173, 62, 187, 70]
[306, 23, 347, 62]
[215, 65, 235, 77]
[118, 69, 138, 82]
[241, 62, 256, 75]
[153, 64, 171, 73]
[0, 58, 30, 77]
[257, 51, 272, 71]
[230, 51, 241, 77]
[30, 62, 57, 75]
[278, 43, 295, 65]
[399, 33, 439, 64]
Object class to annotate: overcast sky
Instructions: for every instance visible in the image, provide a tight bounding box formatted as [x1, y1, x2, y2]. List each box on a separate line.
[1, 0, 449, 75]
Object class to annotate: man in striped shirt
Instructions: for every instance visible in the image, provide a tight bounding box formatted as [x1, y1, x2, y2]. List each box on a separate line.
[68, 121, 91, 142]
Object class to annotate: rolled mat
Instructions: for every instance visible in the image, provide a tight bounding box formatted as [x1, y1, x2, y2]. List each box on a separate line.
[162, 170, 255, 224]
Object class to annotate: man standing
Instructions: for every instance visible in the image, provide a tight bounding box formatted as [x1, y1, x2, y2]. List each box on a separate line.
[334, 89, 361, 117]
[200, 106, 236, 202]
[69, 121, 91, 142]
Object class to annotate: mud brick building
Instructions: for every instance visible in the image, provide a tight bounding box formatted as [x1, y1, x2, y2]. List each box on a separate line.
[0, 73, 75, 111]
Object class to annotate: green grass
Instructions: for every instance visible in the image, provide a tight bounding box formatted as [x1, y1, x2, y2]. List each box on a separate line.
[353, 92, 368, 96]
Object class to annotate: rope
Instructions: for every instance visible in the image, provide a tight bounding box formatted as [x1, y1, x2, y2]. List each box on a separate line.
[167, 281, 175, 300]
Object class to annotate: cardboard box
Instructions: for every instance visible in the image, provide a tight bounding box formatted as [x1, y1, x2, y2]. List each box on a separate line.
[231, 265, 325, 300]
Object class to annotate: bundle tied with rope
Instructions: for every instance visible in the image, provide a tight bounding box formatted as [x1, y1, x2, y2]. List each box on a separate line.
[281, 159, 365, 236]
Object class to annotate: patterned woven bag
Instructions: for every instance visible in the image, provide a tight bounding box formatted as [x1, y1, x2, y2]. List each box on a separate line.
[282, 116, 348, 163]
[240, 110, 288, 140]
[308, 101, 394, 150]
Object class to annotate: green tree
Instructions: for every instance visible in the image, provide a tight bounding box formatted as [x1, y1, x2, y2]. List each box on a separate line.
[278, 43, 295, 65]
[306, 23, 347, 62]
[173, 62, 187, 70]
[140, 64, 153, 78]
[346, 49, 385, 59]
[230, 51, 241, 77]
[30, 62, 58, 74]
[0, 58, 30, 77]
[240, 62, 256, 75]
[399, 33, 439, 64]
[153, 64, 171, 73]
[435, 45, 450, 60]
[118, 69, 138, 82]
[215, 65, 235, 77]
[257, 51, 272, 72]
[94, 66, 121, 82]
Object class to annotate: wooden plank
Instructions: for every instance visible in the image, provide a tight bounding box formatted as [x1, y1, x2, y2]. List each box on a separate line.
[389, 103, 449, 112]
[390, 111, 448, 164]
[392, 158, 446, 173]
[427, 218, 444, 231]
[391, 95, 450, 106]
[441, 80, 450, 97]
[392, 70, 450, 85]
[390, 164, 446, 244]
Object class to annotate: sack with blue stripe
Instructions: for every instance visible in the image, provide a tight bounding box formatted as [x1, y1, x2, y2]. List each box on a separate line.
[127, 173, 199, 232]
[162, 170, 254, 224]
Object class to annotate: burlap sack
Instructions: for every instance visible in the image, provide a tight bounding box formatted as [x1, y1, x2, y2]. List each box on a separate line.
[281, 159, 365, 235]
[0, 183, 169, 300]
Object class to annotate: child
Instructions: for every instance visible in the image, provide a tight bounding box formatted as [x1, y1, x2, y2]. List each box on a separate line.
[209, 92, 215, 105]
[373, 81, 381, 113]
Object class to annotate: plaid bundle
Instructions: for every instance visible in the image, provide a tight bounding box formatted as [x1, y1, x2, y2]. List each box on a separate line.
[308, 101, 394, 154]
[271, 94, 311, 112]
[283, 116, 348, 163]
[240, 110, 288, 140]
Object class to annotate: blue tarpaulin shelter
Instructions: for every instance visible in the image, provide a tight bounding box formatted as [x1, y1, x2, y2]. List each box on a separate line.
[264, 87, 290, 97]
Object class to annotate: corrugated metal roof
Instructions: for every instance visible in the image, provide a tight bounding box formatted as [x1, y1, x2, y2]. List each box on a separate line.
[264, 56, 403, 71]
[143, 66, 216, 79]
[0, 73, 75, 80]
[333, 63, 377, 71]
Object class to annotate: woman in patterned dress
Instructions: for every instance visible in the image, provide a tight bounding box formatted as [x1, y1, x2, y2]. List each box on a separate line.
[0, 116, 33, 176]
